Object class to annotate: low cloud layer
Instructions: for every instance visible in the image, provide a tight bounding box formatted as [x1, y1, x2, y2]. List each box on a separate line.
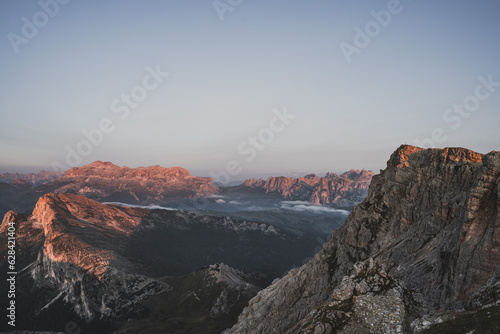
[280, 201, 349, 215]
[103, 202, 176, 211]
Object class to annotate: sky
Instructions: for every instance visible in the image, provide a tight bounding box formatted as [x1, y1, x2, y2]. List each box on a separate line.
[0, 0, 499, 180]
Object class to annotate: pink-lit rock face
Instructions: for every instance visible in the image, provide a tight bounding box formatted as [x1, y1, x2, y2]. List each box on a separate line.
[309, 170, 374, 207]
[53, 161, 218, 204]
[65, 161, 192, 180]
[0, 193, 150, 279]
[229, 170, 374, 208]
[0, 194, 171, 322]
[25, 193, 148, 278]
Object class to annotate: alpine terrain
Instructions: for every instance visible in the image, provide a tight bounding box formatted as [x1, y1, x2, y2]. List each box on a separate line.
[227, 145, 500, 334]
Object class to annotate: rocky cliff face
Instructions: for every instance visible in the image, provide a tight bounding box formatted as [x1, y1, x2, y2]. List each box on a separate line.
[224, 170, 374, 208]
[228, 145, 500, 334]
[1, 193, 168, 325]
[51, 161, 217, 204]
[0, 162, 219, 219]
[309, 170, 373, 207]
[30, 193, 147, 278]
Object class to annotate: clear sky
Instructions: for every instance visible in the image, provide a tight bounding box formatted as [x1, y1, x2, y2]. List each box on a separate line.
[0, 0, 499, 179]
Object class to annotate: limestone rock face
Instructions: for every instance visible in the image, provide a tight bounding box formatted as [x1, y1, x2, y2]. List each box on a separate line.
[206, 263, 261, 317]
[30, 193, 147, 277]
[0, 193, 168, 322]
[286, 259, 410, 334]
[52, 161, 218, 203]
[228, 145, 500, 334]
[309, 170, 373, 207]
[225, 170, 374, 208]
[0, 162, 219, 218]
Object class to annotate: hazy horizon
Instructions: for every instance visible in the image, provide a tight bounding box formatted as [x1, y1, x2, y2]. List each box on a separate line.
[0, 143, 495, 181]
[1, 0, 499, 179]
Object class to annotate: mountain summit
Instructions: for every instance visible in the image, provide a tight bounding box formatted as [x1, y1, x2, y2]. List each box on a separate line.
[228, 145, 500, 333]
[52, 161, 218, 204]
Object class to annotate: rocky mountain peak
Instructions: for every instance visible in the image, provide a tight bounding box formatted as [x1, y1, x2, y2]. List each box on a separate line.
[242, 178, 265, 187]
[29, 193, 148, 278]
[87, 160, 117, 168]
[53, 162, 217, 203]
[387, 144, 483, 168]
[224, 170, 374, 208]
[1, 210, 19, 228]
[387, 144, 426, 167]
[32, 193, 146, 236]
[325, 172, 338, 179]
[228, 145, 500, 333]
[64, 161, 193, 180]
[207, 263, 258, 289]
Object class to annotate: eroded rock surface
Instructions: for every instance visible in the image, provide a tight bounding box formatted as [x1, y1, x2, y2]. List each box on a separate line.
[228, 145, 500, 334]
[53, 161, 217, 203]
[224, 170, 373, 208]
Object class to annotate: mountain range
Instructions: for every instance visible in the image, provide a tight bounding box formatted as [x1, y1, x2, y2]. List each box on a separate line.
[1, 145, 499, 333]
[0, 192, 321, 333]
[224, 169, 373, 208]
[0, 162, 372, 219]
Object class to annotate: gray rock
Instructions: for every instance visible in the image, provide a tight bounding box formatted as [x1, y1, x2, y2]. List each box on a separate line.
[228, 145, 500, 334]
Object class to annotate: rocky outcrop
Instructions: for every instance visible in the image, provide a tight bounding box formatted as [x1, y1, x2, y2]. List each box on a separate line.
[52, 161, 217, 204]
[309, 170, 373, 207]
[228, 145, 500, 333]
[1, 193, 169, 323]
[115, 263, 260, 334]
[30, 193, 147, 277]
[287, 259, 412, 334]
[224, 170, 374, 208]
[206, 264, 261, 316]
[0, 162, 218, 219]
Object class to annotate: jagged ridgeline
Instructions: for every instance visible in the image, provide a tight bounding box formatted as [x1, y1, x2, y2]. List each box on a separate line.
[221, 169, 374, 208]
[0, 160, 373, 220]
[228, 145, 500, 334]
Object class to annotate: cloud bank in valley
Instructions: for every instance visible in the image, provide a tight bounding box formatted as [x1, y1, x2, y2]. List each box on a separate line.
[280, 201, 350, 215]
[103, 202, 177, 211]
